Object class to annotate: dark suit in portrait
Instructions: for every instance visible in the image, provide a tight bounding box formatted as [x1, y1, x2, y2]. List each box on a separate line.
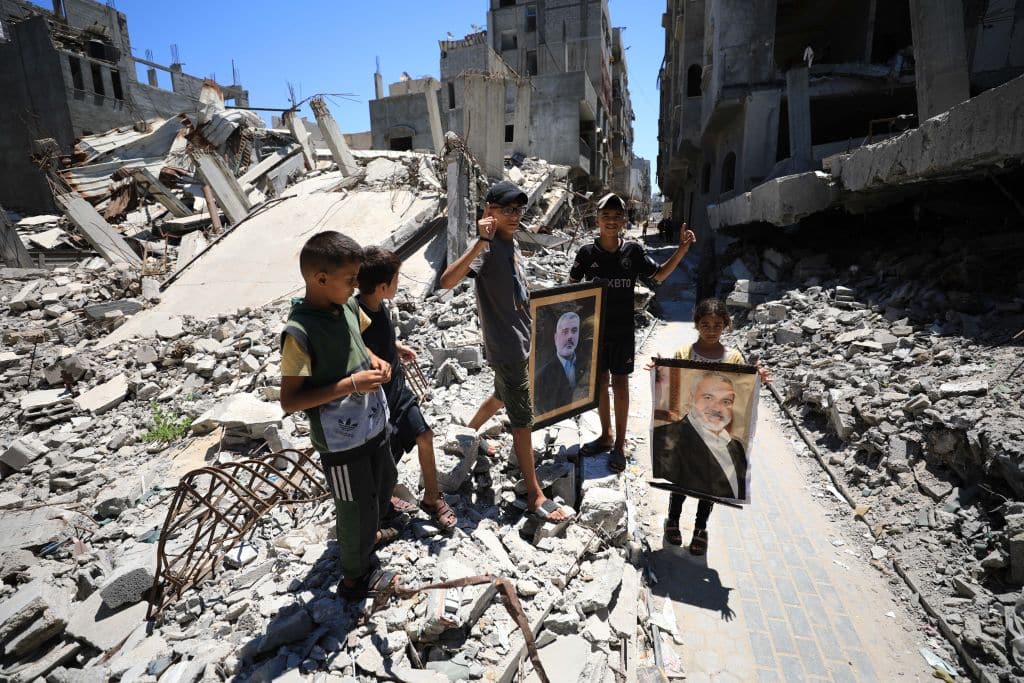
[535, 356, 588, 415]
[652, 416, 747, 500]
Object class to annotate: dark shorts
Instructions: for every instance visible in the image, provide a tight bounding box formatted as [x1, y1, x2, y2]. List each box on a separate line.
[491, 359, 533, 429]
[389, 386, 430, 462]
[599, 333, 636, 376]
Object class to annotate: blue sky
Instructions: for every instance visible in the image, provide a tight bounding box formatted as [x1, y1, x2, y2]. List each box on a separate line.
[55, 0, 665, 190]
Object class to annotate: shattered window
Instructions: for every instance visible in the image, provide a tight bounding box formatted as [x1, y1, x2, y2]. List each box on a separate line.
[448, 81, 456, 109]
[69, 56, 84, 91]
[500, 30, 518, 51]
[111, 70, 124, 100]
[91, 62, 105, 96]
[526, 50, 537, 75]
[505, 124, 515, 142]
[721, 152, 736, 193]
[526, 6, 537, 32]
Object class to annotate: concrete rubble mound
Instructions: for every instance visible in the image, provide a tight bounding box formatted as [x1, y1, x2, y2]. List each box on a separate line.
[1, 98, 662, 680]
[717, 220, 1024, 681]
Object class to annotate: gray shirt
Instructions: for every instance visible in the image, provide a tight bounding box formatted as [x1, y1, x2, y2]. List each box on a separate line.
[469, 237, 531, 363]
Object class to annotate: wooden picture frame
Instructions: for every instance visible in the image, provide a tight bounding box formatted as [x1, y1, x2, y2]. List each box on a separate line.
[649, 357, 761, 506]
[529, 281, 607, 430]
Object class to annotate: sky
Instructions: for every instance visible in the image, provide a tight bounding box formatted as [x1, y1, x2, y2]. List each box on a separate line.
[50, 0, 666, 191]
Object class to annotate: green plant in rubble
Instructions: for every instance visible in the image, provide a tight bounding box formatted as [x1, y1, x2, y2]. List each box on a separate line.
[141, 402, 193, 443]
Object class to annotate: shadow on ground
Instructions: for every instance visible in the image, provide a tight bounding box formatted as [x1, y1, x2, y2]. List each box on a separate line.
[648, 547, 737, 622]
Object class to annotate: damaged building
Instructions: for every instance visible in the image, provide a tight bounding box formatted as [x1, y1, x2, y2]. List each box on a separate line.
[369, 0, 651, 208]
[657, 0, 1024, 294]
[0, 0, 249, 214]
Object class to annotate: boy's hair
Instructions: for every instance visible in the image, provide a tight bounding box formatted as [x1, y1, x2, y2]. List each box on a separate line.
[693, 298, 732, 329]
[300, 231, 363, 278]
[358, 246, 402, 292]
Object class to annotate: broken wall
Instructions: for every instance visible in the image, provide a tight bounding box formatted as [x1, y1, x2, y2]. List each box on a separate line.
[0, 15, 72, 213]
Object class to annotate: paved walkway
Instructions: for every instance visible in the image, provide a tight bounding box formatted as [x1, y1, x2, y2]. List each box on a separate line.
[599, 234, 933, 681]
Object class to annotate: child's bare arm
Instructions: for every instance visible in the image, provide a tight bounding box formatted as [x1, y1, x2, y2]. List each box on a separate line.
[652, 225, 696, 283]
[279, 370, 387, 413]
[396, 340, 417, 361]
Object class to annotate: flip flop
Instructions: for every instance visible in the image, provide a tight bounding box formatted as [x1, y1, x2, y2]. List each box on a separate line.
[608, 448, 627, 473]
[578, 438, 613, 457]
[528, 498, 574, 523]
[420, 496, 457, 530]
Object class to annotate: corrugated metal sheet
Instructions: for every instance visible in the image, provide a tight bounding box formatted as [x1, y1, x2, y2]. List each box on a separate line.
[61, 157, 169, 202]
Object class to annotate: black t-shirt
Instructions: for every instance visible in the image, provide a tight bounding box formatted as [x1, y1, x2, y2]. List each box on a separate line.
[357, 298, 406, 410]
[569, 239, 658, 335]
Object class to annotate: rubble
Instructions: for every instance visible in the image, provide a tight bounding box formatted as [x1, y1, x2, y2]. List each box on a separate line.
[719, 220, 1024, 681]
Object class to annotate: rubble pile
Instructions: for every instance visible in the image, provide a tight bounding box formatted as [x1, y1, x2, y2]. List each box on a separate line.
[720, 227, 1024, 680]
[1, 109, 665, 678]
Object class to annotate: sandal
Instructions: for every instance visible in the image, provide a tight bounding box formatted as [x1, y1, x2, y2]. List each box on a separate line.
[689, 529, 708, 556]
[420, 496, 457, 530]
[338, 567, 399, 602]
[388, 495, 419, 517]
[578, 438, 613, 457]
[663, 520, 682, 546]
[528, 498, 574, 523]
[376, 514, 408, 547]
[608, 448, 627, 473]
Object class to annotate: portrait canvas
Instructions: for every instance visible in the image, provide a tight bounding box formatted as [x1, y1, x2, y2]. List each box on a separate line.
[649, 358, 760, 505]
[529, 282, 607, 430]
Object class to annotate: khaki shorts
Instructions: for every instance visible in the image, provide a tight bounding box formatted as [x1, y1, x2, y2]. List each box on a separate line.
[491, 359, 533, 429]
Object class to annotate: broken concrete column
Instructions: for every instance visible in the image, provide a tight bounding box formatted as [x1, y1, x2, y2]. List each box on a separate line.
[424, 87, 444, 155]
[512, 80, 531, 157]
[193, 153, 252, 226]
[445, 133, 472, 267]
[785, 66, 812, 172]
[310, 97, 359, 177]
[909, 0, 970, 120]
[284, 110, 316, 171]
[1, 206, 34, 268]
[54, 192, 141, 268]
[463, 74, 505, 179]
[129, 169, 192, 218]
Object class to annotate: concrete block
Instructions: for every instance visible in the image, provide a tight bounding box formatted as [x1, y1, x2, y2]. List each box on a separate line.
[0, 579, 62, 642]
[257, 607, 313, 654]
[774, 326, 804, 345]
[74, 373, 129, 414]
[19, 388, 71, 411]
[1, 436, 48, 471]
[190, 393, 283, 437]
[100, 563, 154, 609]
[608, 563, 640, 637]
[578, 487, 626, 535]
[578, 554, 625, 614]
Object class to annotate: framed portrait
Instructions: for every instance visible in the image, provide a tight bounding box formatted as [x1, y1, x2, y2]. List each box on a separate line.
[529, 282, 607, 430]
[649, 358, 760, 506]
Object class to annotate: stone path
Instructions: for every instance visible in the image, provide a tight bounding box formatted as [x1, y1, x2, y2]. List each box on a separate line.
[589, 233, 935, 681]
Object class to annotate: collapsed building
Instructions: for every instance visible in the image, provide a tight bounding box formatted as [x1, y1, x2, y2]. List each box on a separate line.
[657, 1, 1024, 680]
[0, 0, 249, 215]
[0, 23, 673, 672]
[368, 0, 652, 216]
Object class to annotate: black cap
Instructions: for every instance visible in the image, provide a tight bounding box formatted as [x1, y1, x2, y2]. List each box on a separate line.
[485, 181, 528, 206]
[596, 193, 626, 210]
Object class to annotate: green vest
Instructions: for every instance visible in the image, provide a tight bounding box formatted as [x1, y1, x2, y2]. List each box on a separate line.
[281, 298, 389, 454]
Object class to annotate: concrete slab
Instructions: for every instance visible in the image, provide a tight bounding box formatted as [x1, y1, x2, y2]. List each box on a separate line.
[825, 73, 1024, 194]
[101, 181, 438, 346]
[54, 192, 141, 267]
[0, 507, 91, 552]
[66, 589, 149, 652]
[74, 373, 129, 414]
[708, 172, 839, 229]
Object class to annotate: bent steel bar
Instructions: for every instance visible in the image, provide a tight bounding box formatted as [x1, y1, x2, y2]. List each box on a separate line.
[148, 448, 329, 619]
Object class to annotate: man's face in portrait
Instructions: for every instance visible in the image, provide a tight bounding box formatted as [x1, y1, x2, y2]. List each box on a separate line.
[689, 374, 735, 433]
[553, 312, 580, 361]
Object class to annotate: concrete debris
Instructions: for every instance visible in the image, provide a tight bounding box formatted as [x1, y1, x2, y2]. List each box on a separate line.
[0, 77, 659, 679]
[719, 225, 1024, 681]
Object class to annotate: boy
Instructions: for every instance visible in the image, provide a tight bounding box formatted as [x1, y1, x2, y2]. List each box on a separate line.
[439, 181, 571, 522]
[279, 231, 398, 600]
[357, 246, 457, 530]
[570, 193, 696, 472]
